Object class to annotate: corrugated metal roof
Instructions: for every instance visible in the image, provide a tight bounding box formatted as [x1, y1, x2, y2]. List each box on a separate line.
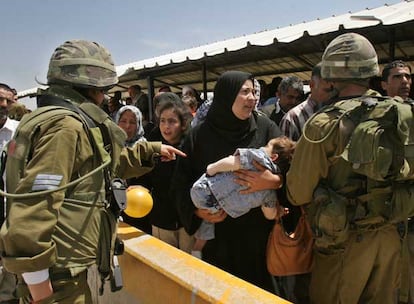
[116, 1, 414, 82]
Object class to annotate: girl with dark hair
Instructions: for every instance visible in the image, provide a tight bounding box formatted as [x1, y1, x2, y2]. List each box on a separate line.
[137, 93, 195, 252]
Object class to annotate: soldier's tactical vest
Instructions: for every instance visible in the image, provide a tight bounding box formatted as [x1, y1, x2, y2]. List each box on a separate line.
[6, 98, 127, 291]
[306, 95, 414, 250]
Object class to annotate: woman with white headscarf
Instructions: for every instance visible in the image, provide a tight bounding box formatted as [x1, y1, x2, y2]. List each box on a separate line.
[116, 105, 151, 234]
[115, 105, 146, 146]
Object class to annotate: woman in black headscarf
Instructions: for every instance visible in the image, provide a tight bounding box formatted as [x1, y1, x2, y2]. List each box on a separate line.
[172, 71, 282, 291]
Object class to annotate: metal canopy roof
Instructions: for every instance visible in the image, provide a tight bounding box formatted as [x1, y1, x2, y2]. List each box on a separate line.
[112, 1, 414, 95]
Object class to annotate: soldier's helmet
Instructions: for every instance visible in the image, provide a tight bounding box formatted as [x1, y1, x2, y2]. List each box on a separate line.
[321, 33, 379, 80]
[47, 40, 118, 89]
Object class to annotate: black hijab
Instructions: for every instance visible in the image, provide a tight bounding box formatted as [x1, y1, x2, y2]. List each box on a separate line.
[206, 71, 257, 143]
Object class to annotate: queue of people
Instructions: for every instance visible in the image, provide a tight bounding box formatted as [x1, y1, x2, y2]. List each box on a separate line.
[1, 33, 414, 304]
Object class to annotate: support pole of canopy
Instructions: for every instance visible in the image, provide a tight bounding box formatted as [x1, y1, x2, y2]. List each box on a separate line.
[147, 76, 154, 122]
[202, 62, 207, 100]
[389, 27, 395, 60]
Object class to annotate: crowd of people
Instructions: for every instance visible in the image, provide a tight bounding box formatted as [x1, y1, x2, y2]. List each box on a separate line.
[0, 32, 414, 304]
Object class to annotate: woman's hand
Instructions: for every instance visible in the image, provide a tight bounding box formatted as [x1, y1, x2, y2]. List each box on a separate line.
[195, 208, 227, 223]
[160, 144, 187, 161]
[234, 160, 282, 194]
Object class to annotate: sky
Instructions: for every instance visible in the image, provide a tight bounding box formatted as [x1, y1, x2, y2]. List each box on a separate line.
[1, 0, 402, 93]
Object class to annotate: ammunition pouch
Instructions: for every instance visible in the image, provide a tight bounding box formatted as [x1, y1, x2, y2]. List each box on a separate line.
[341, 101, 402, 181]
[312, 186, 349, 251]
[311, 183, 399, 252]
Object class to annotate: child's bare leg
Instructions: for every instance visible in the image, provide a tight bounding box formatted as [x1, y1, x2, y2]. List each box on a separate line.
[193, 238, 207, 251]
[191, 238, 207, 259]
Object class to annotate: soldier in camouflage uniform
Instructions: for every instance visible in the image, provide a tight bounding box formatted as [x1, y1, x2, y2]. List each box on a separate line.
[0, 40, 184, 304]
[287, 33, 410, 303]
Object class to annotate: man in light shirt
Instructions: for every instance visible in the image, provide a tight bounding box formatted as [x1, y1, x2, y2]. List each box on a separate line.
[0, 83, 19, 304]
[280, 64, 334, 141]
[0, 84, 19, 152]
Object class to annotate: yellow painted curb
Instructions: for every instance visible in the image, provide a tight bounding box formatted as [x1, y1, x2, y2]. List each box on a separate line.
[119, 225, 291, 304]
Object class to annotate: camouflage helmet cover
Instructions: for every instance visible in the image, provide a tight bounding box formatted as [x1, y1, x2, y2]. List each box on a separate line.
[321, 33, 379, 80]
[47, 40, 118, 89]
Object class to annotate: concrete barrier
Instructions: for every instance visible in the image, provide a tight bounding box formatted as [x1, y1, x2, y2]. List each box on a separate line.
[90, 224, 291, 304]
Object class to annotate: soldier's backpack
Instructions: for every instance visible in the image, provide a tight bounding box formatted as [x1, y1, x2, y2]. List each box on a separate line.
[339, 95, 414, 223]
[303, 95, 414, 254]
[312, 95, 414, 220]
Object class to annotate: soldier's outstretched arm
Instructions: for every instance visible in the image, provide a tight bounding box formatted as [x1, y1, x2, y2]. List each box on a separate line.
[160, 144, 186, 161]
[118, 141, 186, 179]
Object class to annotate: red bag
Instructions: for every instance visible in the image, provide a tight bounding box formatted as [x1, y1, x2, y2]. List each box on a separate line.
[266, 209, 314, 276]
